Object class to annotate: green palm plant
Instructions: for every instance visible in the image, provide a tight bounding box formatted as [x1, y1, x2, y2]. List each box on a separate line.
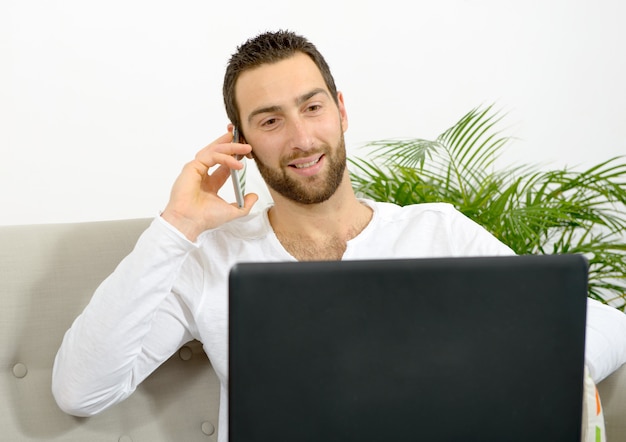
[349, 105, 626, 308]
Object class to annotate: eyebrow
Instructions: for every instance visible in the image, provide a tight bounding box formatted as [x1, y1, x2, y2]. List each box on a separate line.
[247, 88, 330, 124]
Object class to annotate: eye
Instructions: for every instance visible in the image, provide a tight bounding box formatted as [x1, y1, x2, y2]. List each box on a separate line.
[261, 117, 278, 127]
[306, 104, 322, 113]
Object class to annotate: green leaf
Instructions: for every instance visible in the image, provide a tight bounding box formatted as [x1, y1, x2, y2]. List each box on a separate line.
[350, 105, 626, 309]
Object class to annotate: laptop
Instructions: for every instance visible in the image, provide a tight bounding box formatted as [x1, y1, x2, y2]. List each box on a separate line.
[228, 254, 588, 442]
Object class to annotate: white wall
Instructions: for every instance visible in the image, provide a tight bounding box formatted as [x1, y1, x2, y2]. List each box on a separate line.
[2, 0, 625, 225]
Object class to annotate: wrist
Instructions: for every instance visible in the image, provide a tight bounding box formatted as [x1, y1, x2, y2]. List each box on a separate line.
[160, 209, 204, 242]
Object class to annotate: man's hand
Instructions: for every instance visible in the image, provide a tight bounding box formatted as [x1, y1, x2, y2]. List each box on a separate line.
[161, 132, 258, 241]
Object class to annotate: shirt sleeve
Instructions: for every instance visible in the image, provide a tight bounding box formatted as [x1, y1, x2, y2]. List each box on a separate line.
[446, 208, 516, 257]
[52, 216, 200, 416]
[585, 298, 626, 383]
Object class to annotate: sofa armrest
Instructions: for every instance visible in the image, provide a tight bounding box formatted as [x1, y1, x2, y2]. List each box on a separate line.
[598, 363, 626, 441]
[0, 218, 221, 441]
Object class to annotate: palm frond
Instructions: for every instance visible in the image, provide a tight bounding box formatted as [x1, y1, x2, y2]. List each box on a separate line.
[349, 105, 626, 308]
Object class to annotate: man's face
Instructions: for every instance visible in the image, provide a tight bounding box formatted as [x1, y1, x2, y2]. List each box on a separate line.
[235, 52, 349, 204]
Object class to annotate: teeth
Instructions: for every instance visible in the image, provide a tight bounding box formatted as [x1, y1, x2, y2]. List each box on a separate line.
[294, 158, 320, 169]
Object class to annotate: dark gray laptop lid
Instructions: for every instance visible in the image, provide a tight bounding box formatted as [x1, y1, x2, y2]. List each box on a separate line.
[229, 254, 588, 442]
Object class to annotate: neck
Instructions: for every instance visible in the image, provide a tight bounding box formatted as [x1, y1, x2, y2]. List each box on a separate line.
[267, 177, 373, 260]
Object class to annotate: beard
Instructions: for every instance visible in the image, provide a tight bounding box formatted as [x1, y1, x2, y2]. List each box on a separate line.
[253, 133, 347, 205]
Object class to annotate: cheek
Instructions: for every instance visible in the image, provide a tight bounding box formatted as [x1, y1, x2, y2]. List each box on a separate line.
[319, 114, 345, 139]
[249, 137, 280, 165]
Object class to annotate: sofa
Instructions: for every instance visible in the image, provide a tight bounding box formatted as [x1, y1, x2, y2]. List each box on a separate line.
[1, 218, 626, 441]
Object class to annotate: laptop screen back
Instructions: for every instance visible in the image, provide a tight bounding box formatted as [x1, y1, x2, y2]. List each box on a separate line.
[229, 254, 588, 442]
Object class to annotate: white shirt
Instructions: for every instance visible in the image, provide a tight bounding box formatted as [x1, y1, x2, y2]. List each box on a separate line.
[52, 200, 622, 442]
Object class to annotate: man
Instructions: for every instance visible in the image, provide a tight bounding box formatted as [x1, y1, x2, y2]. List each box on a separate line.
[52, 30, 626, 442]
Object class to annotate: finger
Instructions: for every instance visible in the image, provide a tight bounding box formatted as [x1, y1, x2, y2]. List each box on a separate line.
[243, 193, 259, 209]
[208, 164, 233, 186]
[197, 132, 244, 158]
[180, 153, 241, 188]
[194, 147, 249, 173]
[211, 131, 249, 149]
[197, 135, 251, 157]
[230, 193, 259, 214]
[212, 131, 235, 145]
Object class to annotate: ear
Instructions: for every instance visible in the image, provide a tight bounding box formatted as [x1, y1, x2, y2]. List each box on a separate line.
[336, 91, 348, 133]
[226, 123, 248, 147]
[244, 132, 254, 159]
[238, 131, 248, 146]
[227, 125, 251, 157]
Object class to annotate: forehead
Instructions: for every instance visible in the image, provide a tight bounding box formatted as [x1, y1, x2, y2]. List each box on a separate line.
[235, 52, 329, 119]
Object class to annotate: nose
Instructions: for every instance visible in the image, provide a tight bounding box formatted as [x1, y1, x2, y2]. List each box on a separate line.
[286, 116, 315, 151]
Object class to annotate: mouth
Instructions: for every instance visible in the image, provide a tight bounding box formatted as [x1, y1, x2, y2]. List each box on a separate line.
[288, 154, 324, 169]
[285, 154, 326, 177]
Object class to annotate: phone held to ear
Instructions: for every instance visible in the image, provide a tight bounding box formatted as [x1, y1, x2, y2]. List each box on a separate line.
[231, 127, 245, 208]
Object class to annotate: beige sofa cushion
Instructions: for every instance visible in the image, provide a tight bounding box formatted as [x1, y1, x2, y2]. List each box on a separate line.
[0, 219, 221, 441]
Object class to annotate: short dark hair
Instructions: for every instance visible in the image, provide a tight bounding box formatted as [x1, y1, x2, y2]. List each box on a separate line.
[223, 30, 339, 131]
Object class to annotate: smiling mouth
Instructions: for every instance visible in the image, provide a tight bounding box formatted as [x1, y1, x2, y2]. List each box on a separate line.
[289, 155, 323, 169]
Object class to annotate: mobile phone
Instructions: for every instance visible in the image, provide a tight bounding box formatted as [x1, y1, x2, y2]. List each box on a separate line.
[231, 127, 245, 208]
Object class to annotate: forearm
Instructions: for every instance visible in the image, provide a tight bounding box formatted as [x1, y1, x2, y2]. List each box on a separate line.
[52, 217, 198, 416]
[585, 297, 626, 383]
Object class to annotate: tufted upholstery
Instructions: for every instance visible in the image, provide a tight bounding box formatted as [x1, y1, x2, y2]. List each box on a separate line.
[2, 218, 626, 441]
[0, 219, 220, 441]
[598, 366, 626, 440]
